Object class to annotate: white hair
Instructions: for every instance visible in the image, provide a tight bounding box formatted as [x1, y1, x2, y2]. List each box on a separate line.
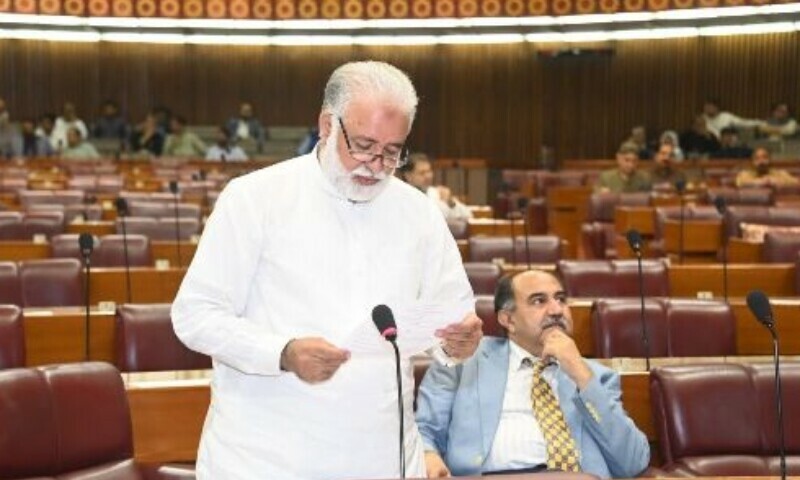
[322, 61, 418, 127]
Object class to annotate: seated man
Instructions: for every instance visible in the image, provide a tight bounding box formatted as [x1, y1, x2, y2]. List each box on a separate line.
[649, 142, 686, 189]
[61, 127, 100, 159]
[205, 125, 248, 162]
[735, 147, 799, 187]
[758, 102, 797, 141]
[400, 153, 472, 221]
[417, 270, 650, 479]
[710, 127, 752, 159]
[595, 143, 652, 193]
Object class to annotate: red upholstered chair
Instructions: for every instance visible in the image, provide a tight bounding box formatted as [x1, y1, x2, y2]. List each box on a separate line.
[0, 211, 23, 240]
[0, 305, 24, 369]
[581, 192, 651, 259]
[50, 233, 86, 261]
[119, 217, 200, 241]
[663, 299, 736, 356]
[0, 362, 196, 479]
[537, 171, 586, 195]
[447, 218, 468, 240]
[0, 261, 21, 306]
[20, 210, 66, 239]
[591, 299, 669, 358]
[128, 202, 202, 221]
[115, 304, 211, 372]
[612, 259, 670, 297]
[558, 259, 669, 297]
[18, 189, 84, 208]
[463, 262, 501, 295]
[19, 258, 83, 307]
[96, 234, 152, 267]
[725, 206, 800, 238]
[475, 294, 503, 337]
[762, 232, 800, 263]
[706, 187, 774, 206]
[650, 363, 800, 476]
[468, 235, 561, 264]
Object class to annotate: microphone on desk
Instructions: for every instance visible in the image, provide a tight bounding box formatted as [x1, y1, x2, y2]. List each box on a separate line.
[714, 197, 729, 302]
[169, 180, 183, 268]
[114, 197, 133, 303]
[746, 290, 787, 480]
[626, 228, 650, 371]
[675, 179, 687, 264]
[371, 304, 404, 479]
[78, 233, 95, 361]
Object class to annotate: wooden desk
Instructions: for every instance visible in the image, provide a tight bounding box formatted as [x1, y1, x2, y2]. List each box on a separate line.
[0, 240, 196, 266]
[24, 308, 116, 366]
[0, 241, 49, 261]
[662, 220, 722, 255]
[668, 264, 795, 297]
[467, 219, 525, 237]
[614, 207, 655, 237]
[727, 238, 763, 263]
[546, 186, 593, 258]
[91, 267, 186, 304]
[66, 220, 116, 236]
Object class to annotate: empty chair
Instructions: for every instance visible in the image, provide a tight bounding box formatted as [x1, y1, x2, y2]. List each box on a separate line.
[474, 295, 502, 337]
[96, 234, 152, 267]
[463, 262, 501, 295]
[116, 304, 211, 372]
[650, 363, 800, 476]
[0, 211, 23, 240]
[447, 218, 468, 240]
[19, 211, 65, 239]
[762, 231, 800, 263]
[706, 187, 774, 206]
[0, 305, 24, 369]
[118, 217, 201, 241]
[129, 201, 202, 220]
[50, 233, 88, 261]
[725, 206, 800, 239]
[18, 189, 84, 208]
[665, 299, 736, 356]
[558, 259, 669, 297]
[19, 258, 83, 307]
[582, 192, 651, 259]
[591, 299, 669, 358]
[468, 235, 561, 263]
[0, 262, 21, 306]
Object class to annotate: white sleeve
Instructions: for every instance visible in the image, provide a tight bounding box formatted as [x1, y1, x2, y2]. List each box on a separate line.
[171, 180, 292, 376]
[729, 113, 763, 129]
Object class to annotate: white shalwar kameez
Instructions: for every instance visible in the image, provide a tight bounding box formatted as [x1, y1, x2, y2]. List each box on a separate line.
[172, 151, 474, 480]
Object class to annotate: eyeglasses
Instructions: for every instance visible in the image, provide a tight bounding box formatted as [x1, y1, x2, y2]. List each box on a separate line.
[338, 117, 409, 169]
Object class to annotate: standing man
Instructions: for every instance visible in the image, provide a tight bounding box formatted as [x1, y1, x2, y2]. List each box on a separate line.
[172, 61, 482, 480]
[417, 270, 649, 478]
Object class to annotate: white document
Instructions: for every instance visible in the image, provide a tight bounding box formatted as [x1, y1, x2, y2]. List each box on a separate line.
[339, 299, 475, 357]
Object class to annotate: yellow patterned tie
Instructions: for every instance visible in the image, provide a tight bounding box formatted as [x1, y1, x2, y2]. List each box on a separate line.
[530, 360, 581, 472]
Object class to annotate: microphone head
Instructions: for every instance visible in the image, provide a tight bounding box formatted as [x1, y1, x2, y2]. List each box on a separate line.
[746, 290, 774, 328]
[371, 304, 398, 342]
[169, 180, 179, 194]
[675, 179, 687, 194]
[714, 196, 727, 215]
[78, 233, 94, 256]
[626, 229, 642, 252]
[114, 197, 129, 216]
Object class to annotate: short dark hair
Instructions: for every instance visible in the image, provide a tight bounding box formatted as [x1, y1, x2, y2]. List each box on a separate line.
[494, 272, 519, 314]
[704, 98, 721, 108]
[720, 126, 739, 136]
[398, 152, 431, 179]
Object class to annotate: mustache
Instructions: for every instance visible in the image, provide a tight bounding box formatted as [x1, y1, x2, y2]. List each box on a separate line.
[541, 316, 568, 332]
[350, 165, 388, 181]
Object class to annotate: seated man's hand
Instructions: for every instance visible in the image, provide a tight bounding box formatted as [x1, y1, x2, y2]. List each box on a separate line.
[424, 451, 451, 478]
[280, 338, 350, 384]
[436, 313, 483, 360]
[541, 328, 593, 390]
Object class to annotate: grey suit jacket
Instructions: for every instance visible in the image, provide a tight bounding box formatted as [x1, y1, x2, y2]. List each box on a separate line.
[416, 337, 649, 478]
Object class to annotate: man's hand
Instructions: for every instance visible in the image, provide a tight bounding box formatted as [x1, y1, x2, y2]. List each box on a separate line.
[435, 313, 483, 360]
[540, 328, 593, 390]
[424, 451, 451, 478]
[280, 338, 350, 384]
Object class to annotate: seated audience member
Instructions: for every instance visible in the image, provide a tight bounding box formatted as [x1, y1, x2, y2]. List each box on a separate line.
[162, 116, 206, 158]
[624, 125, 652, 160]
[650, 142, 686, 188]
[0, 98, 22, 158]
[297, 126, 319, 155]
[206, 126, 248, 162]
[400, 153, 472, 221]
[758, 102, 797, 141]
[129, 113, 165, 157]
[417, 270, 650, 478]
[51, 102, 89, 152]
[702, 99, 761, 139]
[680, 114, 720, 158]
[710, 127, 753, 159]
[659, 130, 684, 161]
[36, 113, 56, 145]
[226, 102, 266, 153]
[61, 127, 100, 159]
[151, 105, 172, 135]
[735, 147, 799, 187]
[595, 143, 652, 193]
[92, 99, 128, 141]
[20, 118, 53, 157]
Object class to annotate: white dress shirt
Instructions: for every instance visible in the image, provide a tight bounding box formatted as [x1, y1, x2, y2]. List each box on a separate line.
[426, 186, 473, 221]
[172, 151, 473, 480]
[50, 117, 88, 151]
[205, 144, 248, 162]
[705, 111, 762, 139]
[483, 341, 561, 473]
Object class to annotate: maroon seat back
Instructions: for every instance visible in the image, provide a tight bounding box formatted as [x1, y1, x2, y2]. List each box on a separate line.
[725, 206, 800, 238]
[706, 187, 774, 207]
[0, 262, 21, 306]
[0, 362, 136, 479]
[20, 211, 65, 239]
[96, 234, 152, 267]
[587, 192, 651, 223]
[463, 262, 501, 295]
[613, 259, 670, 297]
[129, 202, 201, 220]
[591, 299, 669, 358]
[115, 304, 211, 372]
[762, 232, 800, 263]
[50, 233, 86, 261]
[558, 259, 668, 297]
[0, 305, 24, 369]
[475, 295, 503, 337]
[664, 299, 736, 356]
[19, 258, 83, 307]
[654, 206, 722, 239]
[119, 217, 200, 241]
[0, 211, 23, 240]
[469, 235, 561, 263]
[447, 218, 468, 240]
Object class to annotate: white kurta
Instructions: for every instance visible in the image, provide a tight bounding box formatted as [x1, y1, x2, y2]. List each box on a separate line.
[172, 151, 473, 480]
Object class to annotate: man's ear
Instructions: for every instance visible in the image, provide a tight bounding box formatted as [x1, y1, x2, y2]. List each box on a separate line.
[497, 310, 514, 333]
[318, 112, 333, 147]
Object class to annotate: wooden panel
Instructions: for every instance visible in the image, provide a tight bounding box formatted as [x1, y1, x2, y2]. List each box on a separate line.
[727, 238, 762, 263]
[547, 186, 593, 258]
[662, 220, 722, 254]
[90, 268, 185, 304]
[668, 264, 795, 298]
[467, 219, 525, 237]
[23, 308, 115, 366]
[151, 241, 198, 267]
[66, 221, 116, 236]
[0, 241, 49, 261]
[614, 207, 655, 237]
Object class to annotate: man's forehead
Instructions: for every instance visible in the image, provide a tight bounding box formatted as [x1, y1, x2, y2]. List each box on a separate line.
[513, 271, 563, 295]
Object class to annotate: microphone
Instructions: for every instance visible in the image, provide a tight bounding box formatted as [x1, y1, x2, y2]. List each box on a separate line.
[371, 305, 404, 478]
[626, 229, 650, 371]
[115, 197, 133, 303]
[714, 197, 729, 302]
[169, 180, 183, 268]
[675, 179, 686, 264]
[746, 290, 786, 480]
[78, 233, 94, 361]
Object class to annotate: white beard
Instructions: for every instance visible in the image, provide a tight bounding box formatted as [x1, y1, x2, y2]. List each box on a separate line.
[319, 130, 392, 203]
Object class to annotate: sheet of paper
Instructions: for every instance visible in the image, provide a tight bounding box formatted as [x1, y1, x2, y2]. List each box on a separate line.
[339, 299, 475, 357]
